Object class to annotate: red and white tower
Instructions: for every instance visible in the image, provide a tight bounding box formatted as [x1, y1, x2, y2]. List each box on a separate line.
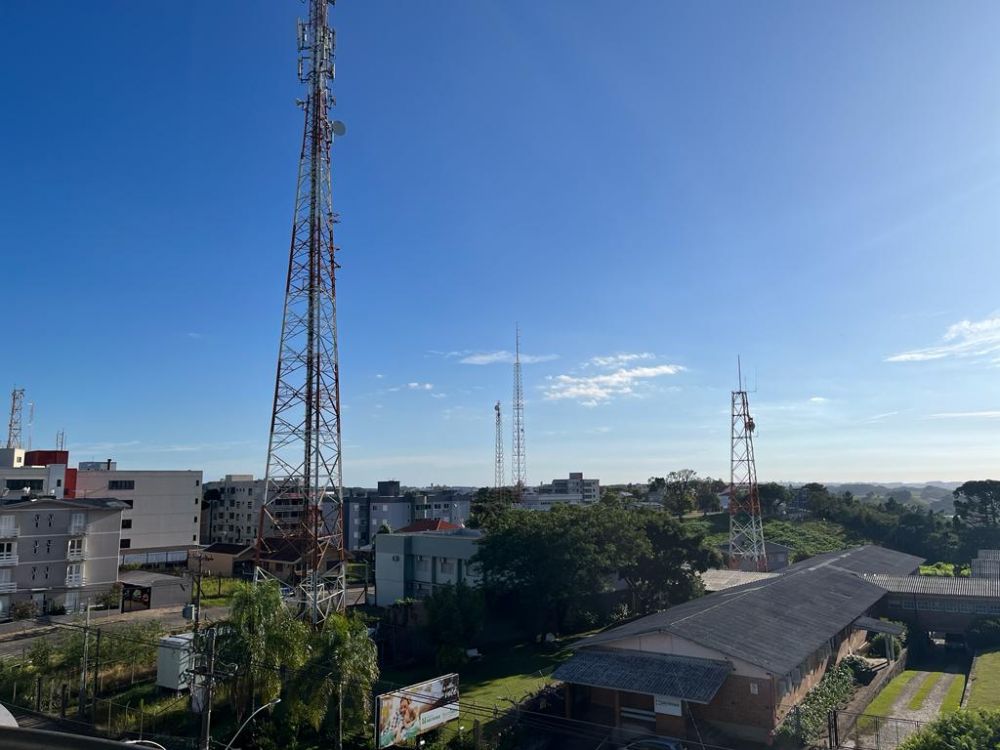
[728, 370, 767, 571]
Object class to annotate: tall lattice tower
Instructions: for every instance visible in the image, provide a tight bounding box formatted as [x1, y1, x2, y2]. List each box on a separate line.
[494, 401, 504, 492]
[511, 326, 526, 498]
[256, 0, 346, 622]
[6, 388, 24, 450]
[728, 369, 767, 571]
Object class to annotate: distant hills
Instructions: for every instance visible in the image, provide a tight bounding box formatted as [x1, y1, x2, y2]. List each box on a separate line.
[825, 483, 959, 514]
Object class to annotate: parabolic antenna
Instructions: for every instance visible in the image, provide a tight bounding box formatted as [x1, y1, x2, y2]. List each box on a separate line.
[331, 120, 347, 137]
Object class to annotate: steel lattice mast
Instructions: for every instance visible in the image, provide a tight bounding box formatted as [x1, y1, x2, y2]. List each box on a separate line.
[494, 401, 504, 492]
[728, 366, 767, 572]
[511, 326, 526, 498]
[6, 388, 24, 450]
[256, 0, 346, 622]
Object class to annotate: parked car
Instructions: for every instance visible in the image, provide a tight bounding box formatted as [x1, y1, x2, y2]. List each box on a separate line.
[623, 737, 685, 750]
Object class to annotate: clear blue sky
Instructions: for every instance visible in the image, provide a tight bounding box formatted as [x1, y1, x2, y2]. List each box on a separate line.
[2, 1, 999, 486]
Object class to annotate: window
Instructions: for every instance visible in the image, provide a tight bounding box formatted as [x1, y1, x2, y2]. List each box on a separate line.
[120, 539, 131, 549]
[44, 566, 49, 580]
[750, 682, 759, 695]
[193, 517, 198, 524]
[0, 542, 14, 560]
[195, 498, 199, 505]
[33, 514, 39, 528]
[45, 540, 51, 554]
[30, 567, 36, 581]
[121, 519, 132, 529]
[108, 480, 135, 491]
[47, 514, 53, 527]
[33, 541, 38, 555]
[195, 479, 200, 487]
[192, 535, 197, 542]
[56, 479, 62, 488]
[68, 539, 83, 557]
[5, 480, 43, 491]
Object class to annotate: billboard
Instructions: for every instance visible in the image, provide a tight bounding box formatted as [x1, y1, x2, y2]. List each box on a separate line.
[376, 673, 459, 748]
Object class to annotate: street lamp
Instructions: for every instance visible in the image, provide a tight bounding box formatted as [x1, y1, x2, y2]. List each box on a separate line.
[223, 698, 281, 750]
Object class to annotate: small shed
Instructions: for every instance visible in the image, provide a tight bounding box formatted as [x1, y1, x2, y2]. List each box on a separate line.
[188, 543, 254, 578]
[119, 571, 191, 611]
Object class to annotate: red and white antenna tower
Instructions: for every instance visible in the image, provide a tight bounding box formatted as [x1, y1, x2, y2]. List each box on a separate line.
[256, 0, 347, 622]
[6, 388, 24, 450]
[728, 362, 767, 571]
[494, 401, 504, 492]
[511, 326, 526, 498]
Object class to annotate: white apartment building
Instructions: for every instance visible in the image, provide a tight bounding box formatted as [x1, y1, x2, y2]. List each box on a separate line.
[0, 449, 68, 500]
[201, 475, 310, 547]
[75, 462, 202, 565]
[521, 472, 601, 510]
[0, 496, 125, 617]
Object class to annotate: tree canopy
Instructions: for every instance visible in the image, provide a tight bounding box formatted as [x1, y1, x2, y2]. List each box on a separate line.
[899, 709, 1000, 750]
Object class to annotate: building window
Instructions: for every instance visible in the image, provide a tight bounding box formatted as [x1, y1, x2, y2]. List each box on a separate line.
[45, 540, 51, 554]
[121, 519, 132, 529]
[195, 479, 200, 487]
[108, 480, 135, 491]
[750, 682, 759, 695]
[192, 535, 197, 542]
[0, 542, 14, 560]
[34, 514, 39, 528]
[68, 539, 83, 558]
[120, 539, 131, 549]
[5, 480, 43, 491]
[194, 517, 198, 524]
[33, 541, 39, 555]
[31, 567, 36, 581]
[56, 479, 62, 488]
[47, 514, 53, 527]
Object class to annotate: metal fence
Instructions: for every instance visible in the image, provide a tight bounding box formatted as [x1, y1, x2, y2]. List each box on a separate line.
[829, 709, 925, 750]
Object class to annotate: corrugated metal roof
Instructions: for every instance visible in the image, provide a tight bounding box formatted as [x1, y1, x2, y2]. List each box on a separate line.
[784, 545, 924, 576]
[576, 546, 921, 676]
[853, 616, 905, 636]
[552, 649, 731, 703]
[700, 569, 779, 592]
[863, 574, 1000, 597]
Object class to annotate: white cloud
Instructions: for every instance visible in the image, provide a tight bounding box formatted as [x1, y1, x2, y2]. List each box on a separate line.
[887, 315, 1000, 363]
[809, 396, 828, 404]
[407, 382, 434, 391]
[457, 350, 558, 365]
[186, 332, 203, 340]
[543, 364, 685, 406]
[864, 410, 899, 423]
[375, 373, 384, 379]
[928, 411, 1000, 419]
[587, 352, 655, 368]
[431, 393, 447, 399]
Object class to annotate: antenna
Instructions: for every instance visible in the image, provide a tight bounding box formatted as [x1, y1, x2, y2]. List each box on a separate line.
[494, 401, 504, 493]
[728, 362, 767, 572]
[255, 0, 346, 624]
[6, 388, 24, 450]
[511, 325, 526, 499]
[26, 402, 34, 451]
[56, 430, 66, 452]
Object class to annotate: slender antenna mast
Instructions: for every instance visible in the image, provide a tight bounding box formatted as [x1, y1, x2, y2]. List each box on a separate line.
[494, 401, 504, 492]
[256, 0, 347, 622]
[56, 431, 66, 452]
[511, 325, 526, 498]
[26, 402, 34, 451]
[728, 361, 767, 571]
[6, 388, 24, 450]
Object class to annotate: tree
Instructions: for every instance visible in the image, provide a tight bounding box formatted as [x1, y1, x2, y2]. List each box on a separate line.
[954, 480, 1000, 528]
[469, 487, 514, 529]
[695, 483, 721, 515]
[218, 580, 309, 724]
[620, 511, 720, 614]
[97, 582, 122, 610]
[10, 600, 37, 621]
[899, 709, 1000, 750]
[424, 582, 485, 669]
[662, 469, 698, 517]
[758, 482, 790, 517]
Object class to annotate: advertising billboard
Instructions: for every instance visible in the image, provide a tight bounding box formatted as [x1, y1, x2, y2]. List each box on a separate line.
[376, 673, 459, 748]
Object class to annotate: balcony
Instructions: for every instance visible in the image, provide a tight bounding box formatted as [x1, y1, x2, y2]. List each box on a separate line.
[0, 556, 18, 567]
[0, 582, 16, 593]
[0, 527, 18, 539]
[65, 575, 86, 588]
[68, 523, 88, 536]
[67, 548, 86, 562]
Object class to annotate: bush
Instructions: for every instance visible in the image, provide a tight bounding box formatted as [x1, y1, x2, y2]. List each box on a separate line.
[968, 618, 1000, 650]
[10, 600, 37, 621]
[842, 654, 877, 685]
[96, 582, 122, 610]
[776, 664, 856, 744]
[871, 633, 903, 660]
[899, 708, 1000, 749]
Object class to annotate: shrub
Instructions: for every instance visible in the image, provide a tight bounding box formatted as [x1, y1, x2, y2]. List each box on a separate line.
[871, 633, 903, 660]
[96, 582, 122, 610]
[968, 618, 1000, 650]
[10, 600, 37, 621]
[776, 664, 856, 744]
[842, 654, 877, 685]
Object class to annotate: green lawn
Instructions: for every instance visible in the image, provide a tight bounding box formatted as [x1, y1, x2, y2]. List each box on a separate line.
[379, 641, 573, 712]
[968, 650, 1000, 710]
[940, 674, 967, 714]
[865, 670, 919, 717]
[907, 672, 942, 710]
[197, 577, 243, 607]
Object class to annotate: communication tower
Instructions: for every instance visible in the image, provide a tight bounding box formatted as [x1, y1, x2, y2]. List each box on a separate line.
[6, 388, 24, 450]
[511, 326, 526, 498]
[256, 0, 347, 622]
[728, 365, 767, 571]
[494, 401, 504, 492]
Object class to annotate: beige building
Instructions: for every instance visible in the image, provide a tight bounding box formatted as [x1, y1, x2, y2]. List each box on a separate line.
[75, 462, 202, 566]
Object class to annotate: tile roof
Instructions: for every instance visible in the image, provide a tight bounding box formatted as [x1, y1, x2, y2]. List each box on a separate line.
[553, 649, 731, 704]
[862, 574, 1000, 597]
[575, 546, 920, 676]
[397, 519, 460, 533]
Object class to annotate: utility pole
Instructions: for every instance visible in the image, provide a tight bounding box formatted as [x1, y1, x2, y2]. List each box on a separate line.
[77, 602, 91, 718]
[91, 628, 102, 719]
[197, 628, 217, 750]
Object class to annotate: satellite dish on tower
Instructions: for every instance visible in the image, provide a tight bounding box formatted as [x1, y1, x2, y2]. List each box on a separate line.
[331, 120, 346, 137]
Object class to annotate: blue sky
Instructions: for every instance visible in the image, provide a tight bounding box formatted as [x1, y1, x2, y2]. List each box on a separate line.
[2, 1, 1000, 486]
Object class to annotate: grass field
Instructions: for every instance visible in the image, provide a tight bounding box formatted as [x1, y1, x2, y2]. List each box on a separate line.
[197, 577, 243, 607]
[940, 674, 966, 714]
[864, 670, 919, 717]
[906, 672, 942, 711]
[968, 650, 1000, 709]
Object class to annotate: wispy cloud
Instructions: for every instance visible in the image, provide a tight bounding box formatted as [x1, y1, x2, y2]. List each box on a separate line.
[864, 410, 899, 424]
[407, 382, 434, 391]
[185, 332, 203, 340]
[928, 411, 1000, 420]
[543, 363, 685, 407]
[455, 350, 558, 365]
[375, 373, 384, 379]
[809, 396, 829, 404]
[431, 392, 447, 399]
[887, 315, 1000, 363]
[587, 353, 656, 368]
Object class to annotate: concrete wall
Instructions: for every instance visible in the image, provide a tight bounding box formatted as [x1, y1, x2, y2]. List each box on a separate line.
[76, 469, 202, 552]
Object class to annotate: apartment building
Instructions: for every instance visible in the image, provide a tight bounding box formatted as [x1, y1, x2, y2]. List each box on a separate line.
[0, 496, 126, 617]
[374, 526, 482, 606]
[201, 475, 311, 547]
[75, 461, 202, 566]
[0, 448, 73, 500]
[520, 472, 601, 511]
[344, 481, 472, 551]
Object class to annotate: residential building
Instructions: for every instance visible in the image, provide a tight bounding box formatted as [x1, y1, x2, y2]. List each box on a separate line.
[0, 496, 126, 617]
[555, 546, 922, 745]
[374, 526, 482, 606]
[0, 448, 71, 500]
[344, 482, 472, 551]
[520, 472, 601, 510]
[74, 461, 202, 566]
[971, 549, 1000, 578]
[187, 542, 254, 579]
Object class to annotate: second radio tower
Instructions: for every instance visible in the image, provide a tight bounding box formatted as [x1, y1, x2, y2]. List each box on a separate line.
[511, 326, 527, 498]
[728, 365, 767, 571]
[256, 0, 347, 622]
[494, 401, 504, 492]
